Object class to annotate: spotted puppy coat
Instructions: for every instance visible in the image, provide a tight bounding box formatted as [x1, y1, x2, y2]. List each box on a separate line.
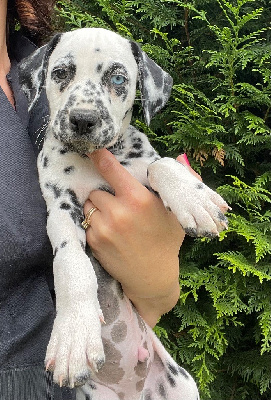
[19, 28, 229, 399]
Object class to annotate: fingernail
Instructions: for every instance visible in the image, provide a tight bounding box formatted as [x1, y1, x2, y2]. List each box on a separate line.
[181, 153, 190, 166]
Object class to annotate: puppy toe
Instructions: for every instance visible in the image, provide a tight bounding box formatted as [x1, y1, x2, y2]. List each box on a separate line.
[73, 371, 91, 387]
[87, 351, 105, 373]
[207, 188, 231, 213]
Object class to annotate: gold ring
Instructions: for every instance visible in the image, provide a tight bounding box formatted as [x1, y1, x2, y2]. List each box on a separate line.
[82, 207, 98, 229]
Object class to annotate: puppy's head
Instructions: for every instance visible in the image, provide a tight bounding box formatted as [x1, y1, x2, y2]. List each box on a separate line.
[19, 28, 172, 153]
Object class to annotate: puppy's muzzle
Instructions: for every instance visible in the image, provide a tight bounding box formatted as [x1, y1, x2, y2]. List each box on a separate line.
[70, 109, 99, 136]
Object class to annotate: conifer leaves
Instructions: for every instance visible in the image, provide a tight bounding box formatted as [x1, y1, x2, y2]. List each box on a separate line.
[55, 0, 271, 398]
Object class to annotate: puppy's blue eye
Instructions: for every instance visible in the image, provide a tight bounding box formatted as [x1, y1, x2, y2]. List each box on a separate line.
[111, 75, 126, 85]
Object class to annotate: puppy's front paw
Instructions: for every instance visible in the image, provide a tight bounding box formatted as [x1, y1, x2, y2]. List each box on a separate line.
[45, 304, 105, 388]
[148, 158, 230, 237]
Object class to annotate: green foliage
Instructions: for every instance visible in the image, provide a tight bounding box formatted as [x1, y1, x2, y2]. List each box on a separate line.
[54, 1, 271, 398]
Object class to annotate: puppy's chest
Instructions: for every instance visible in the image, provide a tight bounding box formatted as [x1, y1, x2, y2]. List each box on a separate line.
[38, 142, 104, 204]
[37, 131, 154, 204]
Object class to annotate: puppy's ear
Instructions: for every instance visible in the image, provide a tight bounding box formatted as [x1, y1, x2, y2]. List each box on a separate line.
[130, 41, 173, 125]
[18, 33, 62, 111]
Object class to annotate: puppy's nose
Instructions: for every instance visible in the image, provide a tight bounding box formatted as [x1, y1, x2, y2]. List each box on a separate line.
[70, 109, 98, 135]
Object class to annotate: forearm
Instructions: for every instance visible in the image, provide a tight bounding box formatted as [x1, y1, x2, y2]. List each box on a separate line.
[121, 252, 181, 328]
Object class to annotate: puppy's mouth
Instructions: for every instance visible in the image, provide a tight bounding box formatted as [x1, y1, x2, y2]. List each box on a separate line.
[58, 128, 121, 155]
[63, 139, 101, 155]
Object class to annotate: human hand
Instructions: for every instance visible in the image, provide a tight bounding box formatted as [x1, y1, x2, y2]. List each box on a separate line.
[84, 149, 187, 327]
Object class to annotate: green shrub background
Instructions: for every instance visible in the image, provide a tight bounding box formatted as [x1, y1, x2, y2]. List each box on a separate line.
[53, 1, 271, 398]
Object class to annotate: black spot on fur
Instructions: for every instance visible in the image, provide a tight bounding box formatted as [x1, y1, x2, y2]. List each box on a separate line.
[120, 160, 131, 166]
[96, 99, 110, 120]
[96, 63, 103, 73]
[64, 166, 75, 174]
[108, 138, 124, 156]
[89, 383, 97, 390]
[59, 112, 68, 133]
[59, 148, 68, 155]
[95, 48, 100, 52]
[158, 382, 167, 398]
[144, 391, 153, 400]
[127, 151, 143, 158]
[66, 94, 77, 108]
[70, 208, 83, 225]
[178, 366, 189, 379]
[60, 202, 71, 210]
[133, 141, 142, 150]
[66, 189, 82, 208]
[114, 85, 128, 100]
[58, 190, 83, 225]
[166, 372, 176, 387]
[196, 183, 204, 189]
[60, 241, 67, 248]
[167, 363, 179, 376]
[83, 88, 94, 97]
[43, 156, 48, 168]
[45, 183, 62, 198]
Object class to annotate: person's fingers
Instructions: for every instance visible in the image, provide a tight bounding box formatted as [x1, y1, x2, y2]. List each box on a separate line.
[177, 153, 190, 166]
[88, 149, 147, 196]
[83, 199, 95, 216]
[177, 154, 202, 181]
[88, 190, 116, 213]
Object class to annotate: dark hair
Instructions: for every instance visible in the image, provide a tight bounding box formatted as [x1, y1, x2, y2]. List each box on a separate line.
[7, 0, 56, 43]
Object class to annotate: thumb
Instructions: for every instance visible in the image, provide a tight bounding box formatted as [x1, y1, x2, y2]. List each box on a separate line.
[88, 149, 143, 195]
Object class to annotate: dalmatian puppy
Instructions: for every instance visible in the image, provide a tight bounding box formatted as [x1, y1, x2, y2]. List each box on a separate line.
[19, 27, 229, 399]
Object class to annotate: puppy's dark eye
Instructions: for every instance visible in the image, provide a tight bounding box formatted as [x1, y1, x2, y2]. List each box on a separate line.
[52, 68, 69, 80]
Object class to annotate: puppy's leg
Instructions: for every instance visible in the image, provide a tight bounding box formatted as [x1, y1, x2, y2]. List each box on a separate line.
[142, 330, 200, 400]
[45, 200, 105, 388]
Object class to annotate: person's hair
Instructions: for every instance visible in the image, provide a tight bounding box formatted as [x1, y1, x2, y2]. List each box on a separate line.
[7, 0, 56, 43]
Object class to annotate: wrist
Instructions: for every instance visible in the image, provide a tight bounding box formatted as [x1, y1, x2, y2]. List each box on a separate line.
[123, 282, 180, 328]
